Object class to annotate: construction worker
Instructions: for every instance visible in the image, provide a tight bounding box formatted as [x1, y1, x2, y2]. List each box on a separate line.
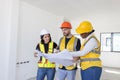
[34, 29, 58, 80]
[56, 22, 81, 80]
[69, 21, 102, 80]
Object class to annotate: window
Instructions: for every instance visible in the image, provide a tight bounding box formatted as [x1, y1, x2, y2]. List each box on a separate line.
[100, 32, 120, 52]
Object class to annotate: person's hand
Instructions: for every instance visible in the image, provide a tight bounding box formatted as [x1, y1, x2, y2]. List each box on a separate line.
[34, 52, 38, 57]
[34, 50, 43, 57]
[54, 49, 60, 53]
[72, 57, 80, 62]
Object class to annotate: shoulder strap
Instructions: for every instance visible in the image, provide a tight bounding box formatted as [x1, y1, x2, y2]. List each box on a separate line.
[59, 37, 64, 47]
[73, 37, 78, 51]
[84, 36, 98, 46]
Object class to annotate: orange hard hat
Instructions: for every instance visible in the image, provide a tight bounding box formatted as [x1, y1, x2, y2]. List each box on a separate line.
[60, 22, 72, 29]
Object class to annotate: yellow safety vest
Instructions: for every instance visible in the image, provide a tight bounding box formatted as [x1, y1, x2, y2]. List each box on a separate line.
[80, 35, 102, 70]
[38, 42, 55, 68]
[59, 36, 78, 70]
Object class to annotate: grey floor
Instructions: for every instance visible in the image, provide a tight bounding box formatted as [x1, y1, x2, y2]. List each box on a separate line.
[29, 67, 120, 80]
[101, 67, 120, 80]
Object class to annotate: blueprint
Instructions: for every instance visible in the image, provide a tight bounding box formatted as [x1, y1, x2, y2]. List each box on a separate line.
[36, 50, 75, 66]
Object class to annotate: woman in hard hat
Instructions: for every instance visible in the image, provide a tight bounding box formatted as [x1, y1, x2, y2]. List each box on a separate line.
[69, 21, 102, 80]
[34, 29, 58, 80]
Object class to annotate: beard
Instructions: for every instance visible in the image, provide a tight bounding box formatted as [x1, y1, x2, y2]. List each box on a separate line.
[63, 32, 70, 36]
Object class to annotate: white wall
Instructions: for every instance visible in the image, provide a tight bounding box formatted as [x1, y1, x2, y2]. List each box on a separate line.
[0, 1, 10, 79]
[16, 1, 63, 80]
[0, 0, 19, 80]
[71, 11, 120, 68]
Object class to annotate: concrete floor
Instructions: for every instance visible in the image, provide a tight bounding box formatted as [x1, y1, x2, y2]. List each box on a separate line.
[29, 67, 120, 80]
[101, 67, 120, 80]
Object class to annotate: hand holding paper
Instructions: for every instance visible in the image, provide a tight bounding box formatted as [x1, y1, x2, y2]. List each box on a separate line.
[34, 50, 44, 57]
[34, 49, 77, 66]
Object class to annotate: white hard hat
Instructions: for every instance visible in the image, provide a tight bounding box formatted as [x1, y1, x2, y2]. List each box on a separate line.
[40, 29, 50, 36]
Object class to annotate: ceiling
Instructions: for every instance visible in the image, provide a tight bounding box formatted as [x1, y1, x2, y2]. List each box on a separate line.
[22, 0, 120, 20]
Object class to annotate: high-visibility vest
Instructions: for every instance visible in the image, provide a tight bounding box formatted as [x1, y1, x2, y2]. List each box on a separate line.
[80, 35, 102, 70]
[38, 42, 55, 68]
[59, 36, 78, 70]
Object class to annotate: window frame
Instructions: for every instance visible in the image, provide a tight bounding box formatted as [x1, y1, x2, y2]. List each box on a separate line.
[100, 32, 120, 52]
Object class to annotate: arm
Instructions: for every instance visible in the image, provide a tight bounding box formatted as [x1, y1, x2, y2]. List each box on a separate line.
[34, 44, 40, 57]
[53, 42, 59, 53]
[71, 38, 98, 57]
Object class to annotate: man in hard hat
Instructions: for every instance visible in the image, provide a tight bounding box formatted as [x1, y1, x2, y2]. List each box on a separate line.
[56, 22, 81, 80]
[69, 21, 102, 80]
[34, 29, 58, 80]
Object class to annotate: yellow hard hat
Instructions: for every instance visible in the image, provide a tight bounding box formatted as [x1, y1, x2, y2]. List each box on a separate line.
[76, 21, 93, 34]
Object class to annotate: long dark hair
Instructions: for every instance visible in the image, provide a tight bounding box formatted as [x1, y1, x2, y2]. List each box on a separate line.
[40, 34, 52, 44]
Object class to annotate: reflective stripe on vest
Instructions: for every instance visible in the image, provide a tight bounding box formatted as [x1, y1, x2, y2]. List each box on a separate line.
[81, 58, 101, 62]
[91, 49, 100, 54]
[38, 42, 55, 68]
[80, 35, 102, 70]
[84, 36, 101, 54]
[59, 36, 78, 70]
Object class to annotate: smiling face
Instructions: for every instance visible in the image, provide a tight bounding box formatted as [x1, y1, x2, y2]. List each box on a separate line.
[43, 34, 50, 43]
